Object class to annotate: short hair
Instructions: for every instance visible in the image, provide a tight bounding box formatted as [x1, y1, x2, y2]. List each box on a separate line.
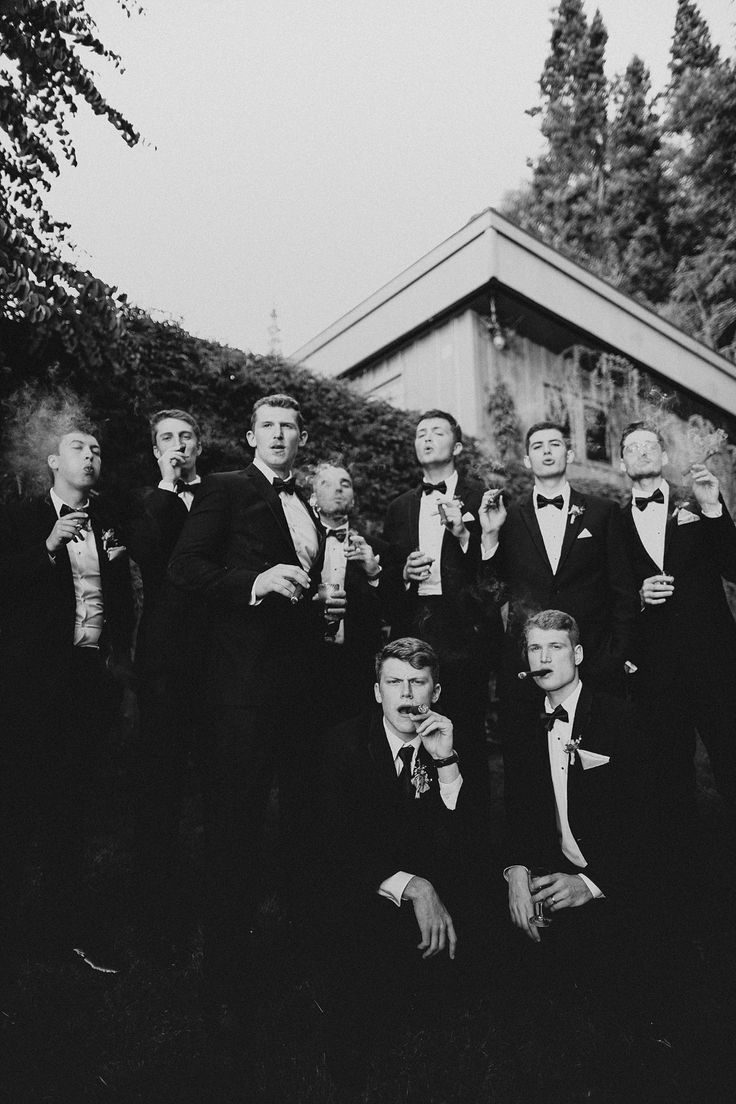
[251, 393, 304, 432]
[524, 609, 580, 649]
[374, 637, 440, 684]
[416, 409, 462, 445]
[525, 421, 569, 452]
[149, 408, 201, 445]
[311, 455, 353, 488]
[619, 420, 665, 456]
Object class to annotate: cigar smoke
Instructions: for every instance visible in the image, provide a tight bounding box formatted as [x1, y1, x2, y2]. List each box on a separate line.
[2, 384, 94, 497]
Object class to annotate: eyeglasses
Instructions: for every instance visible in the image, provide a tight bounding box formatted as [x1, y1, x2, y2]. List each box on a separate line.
[622, 442, 661, 456]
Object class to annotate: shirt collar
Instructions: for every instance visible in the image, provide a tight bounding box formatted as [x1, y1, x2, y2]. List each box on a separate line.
[253, 455, 292, 484]
[50, 488, 90, 517]
[631, 477, 668, 508]
[545, 678, 583, 722]
[533, 481, 571, 509]
[383, 718, 421, 761]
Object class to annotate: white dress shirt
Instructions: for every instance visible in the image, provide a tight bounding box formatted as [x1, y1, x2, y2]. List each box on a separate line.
[545, 681, 602, 899]
[378, 719, 463, 907]
[533, 481, 571, 574]
[249, 457, 320, 606]
[630, 478, 668, 570]
[50, 488, 103, 648]
[158, 474, 201, 511]
[320, 522, 348, 644]
[416, 470, 469, 596]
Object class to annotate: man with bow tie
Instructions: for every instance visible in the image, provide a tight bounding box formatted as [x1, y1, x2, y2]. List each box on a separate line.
[168, 393, 335, 1010]
[125, 409, 209, 947]
[382, 410, 502, 761]
[479, 421, 637, 695]
[505, 611, 648, 955]
[619, 420, 736, 809]
[313, 637, 488, 1090]
[310, 458, 391, 725]
[0, 421, 134, 971]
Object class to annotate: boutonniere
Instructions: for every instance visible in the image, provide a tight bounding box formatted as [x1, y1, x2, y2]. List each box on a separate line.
[412, 761, 431, 798]
[564, 735, 582, 763]
[101, 528, 125, 559]
[567, 503, 585, 525]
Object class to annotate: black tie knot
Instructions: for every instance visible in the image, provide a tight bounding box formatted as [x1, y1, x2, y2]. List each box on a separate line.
[541, 704, 569, 731]
[273, 476, 296, 495]
[634, 488, 664, 511]
[325, 528, 347, 542]
[422, 481, 447, 496]
[175, 479, 194, 496]
[536, 494, 564, 510]
[59, 503, 90, 529]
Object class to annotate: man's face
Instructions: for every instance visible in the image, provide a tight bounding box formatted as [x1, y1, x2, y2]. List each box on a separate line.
[374, 657, 440, 740]
[153, 417, 201, 473]
[313, 466, 354, 518]
[48, 432, 101, 492]
[620, 429, 667, 480]
[526, 627, 582, 696]
[414, 417, 461, 467]
[524, 428, 572, 479]
[247, 404, 307, 474]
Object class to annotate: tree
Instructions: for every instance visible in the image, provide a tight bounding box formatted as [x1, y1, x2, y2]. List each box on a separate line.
[669, 0, 720, 94]
[0, 0, 140, 361]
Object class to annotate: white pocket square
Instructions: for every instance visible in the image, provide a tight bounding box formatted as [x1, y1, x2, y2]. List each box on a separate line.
[106, 546, 127, 560]
[577, 528, 593, 539]
[578, 749, 610, 770]
[677, 510, 699, 525]
[462, 511, 474, 522]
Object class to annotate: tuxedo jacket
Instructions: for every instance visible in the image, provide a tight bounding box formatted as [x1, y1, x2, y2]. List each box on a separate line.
[382, 474, 501, 658]
[621, 486, 736, 687]
[0, 493, 134, 689]
[504, 685, 649, 899]
[168, 463, 325, 703]
[484, 488, 638, 679]
[314, 709, 489, 921]
[125, 482, 209, 674]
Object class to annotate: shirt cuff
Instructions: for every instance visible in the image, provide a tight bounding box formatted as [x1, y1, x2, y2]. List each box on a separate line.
[481, 542, 499, 561]
[459, 530, 471, 553]
[577, 873, 604, 899]
[701, 504, 723, 518]
[438, 773, 463, 809]
[157, 480, 178, 492]
[378, 870, 414, 907]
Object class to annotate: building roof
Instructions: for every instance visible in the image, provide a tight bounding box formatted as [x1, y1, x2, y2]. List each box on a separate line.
[291, 208, 736, 416]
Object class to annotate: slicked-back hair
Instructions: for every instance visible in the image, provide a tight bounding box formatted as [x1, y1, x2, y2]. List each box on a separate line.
[374, 637, 440, 685]
[525, 421, 569, 452]
[619, 420, 666, 457]
[251, 393, 304, 432]
[311, 455, 353, 488]
[416, 409, 462, 445]
[149, 408, 201, 445]
[524, 609, 580, 649]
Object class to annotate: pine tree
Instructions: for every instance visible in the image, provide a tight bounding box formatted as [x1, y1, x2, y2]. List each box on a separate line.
[669, 0, 720, 94]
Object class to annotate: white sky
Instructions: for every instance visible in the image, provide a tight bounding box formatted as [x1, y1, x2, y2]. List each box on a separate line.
[47, 0, 735, 355]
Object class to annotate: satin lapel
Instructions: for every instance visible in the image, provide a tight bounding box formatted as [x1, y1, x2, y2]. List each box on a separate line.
[245, 464, 297, 556]
[663, 482, 688, 564]
[366, 711, 400, 794]
[555, 489, 585, 576]
[298, 488, 325, 569]
[42, 495, 73, 580]
[567, 683, 593, 806]
[519, 494, 551, 573]
[409, 485, 422, 547]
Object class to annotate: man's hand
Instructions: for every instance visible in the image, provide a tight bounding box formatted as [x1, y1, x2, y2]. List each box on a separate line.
[46, 511, 89, 553]
[690, 463, 720, 509]
[436, 496, 468, 541]
[254, 563, 311, 602]
[531, 872, 593, 912]
[640, 573, 675, 606]
[478, 489, 506, 544]
[403, 549, 434, 584]
[402, 876, 457, 959]
[507, 866, 540, 943]
[315, 583, 347, 622]
[344, 532, 381, 577]
[407, 708, 454, 761]
[157, 446, 185, 484]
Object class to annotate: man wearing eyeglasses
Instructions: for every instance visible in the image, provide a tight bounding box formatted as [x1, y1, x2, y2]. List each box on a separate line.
[619, 420, 736, 811]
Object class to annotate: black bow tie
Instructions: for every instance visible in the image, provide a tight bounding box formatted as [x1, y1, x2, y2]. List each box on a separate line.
[59, 503, 91, 527]
[272, 476, 296, 495]
[634, 488, 664, 511]
[422, 481, 447, 496]
[541, 704, 569, 731]
[325, 528, 347, 542]
[536, 494, 564, 510]
[174, 479, 196, 495]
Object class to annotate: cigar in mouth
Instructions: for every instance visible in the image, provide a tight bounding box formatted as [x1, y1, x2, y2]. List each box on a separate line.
[399, 703, 429, 715]
[518, 668, 552, 680]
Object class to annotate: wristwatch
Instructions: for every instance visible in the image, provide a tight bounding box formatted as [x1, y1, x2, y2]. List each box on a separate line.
[432, 751, 459, 769]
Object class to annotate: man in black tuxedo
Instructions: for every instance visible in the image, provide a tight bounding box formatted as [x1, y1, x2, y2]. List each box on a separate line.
[168, 393, 337, 999]
[314, 637, 489, 1088]
[0, 423, 134, 970]
[310, 458, 388, 724]
[479, 421, 638, 693]
[382, 409, 501, 757]
[125, 409, 208, 942]
[619, 420, 736, 808]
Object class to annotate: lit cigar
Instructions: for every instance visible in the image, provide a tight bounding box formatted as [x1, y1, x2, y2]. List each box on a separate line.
[485, 488, 503, 503]
[518, 668, 552, 680]
[290, 583, 306, 605]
